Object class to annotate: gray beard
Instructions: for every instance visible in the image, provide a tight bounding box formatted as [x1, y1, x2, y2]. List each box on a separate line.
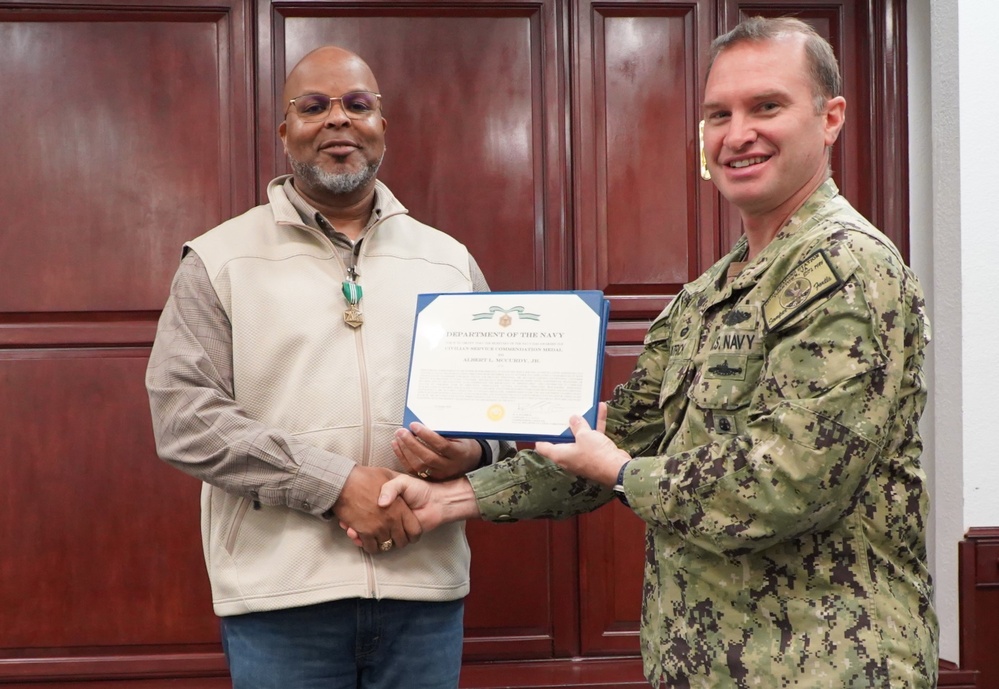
[289, 151, 384, 195]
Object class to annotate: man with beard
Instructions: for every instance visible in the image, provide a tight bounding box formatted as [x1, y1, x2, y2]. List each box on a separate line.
[145, 46, 501, 689]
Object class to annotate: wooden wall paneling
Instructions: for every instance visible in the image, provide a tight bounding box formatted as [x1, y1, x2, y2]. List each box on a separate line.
[0, 0, 252, 683]
[257, 0, 574, 661]
[0, 656, 228, 687]
[577, 496, 646, 655]
[0, 0, 919, 686]
[939, 659, 980, 689]
[461, 518, 579, 661]
[717, 1, 858, 251]
[718, 0, 909, 259]
[0, 0, 255, 315]
[0, 681, 231, 689]
[574, 323, 647, 656]
[573, 0, 716, 320]
[959, 528, 999, 689]
[257, 0, 569, 293]
[0, 350, 223, 678]
[459, 656, 648, 688]
[866, 0, 909, 258]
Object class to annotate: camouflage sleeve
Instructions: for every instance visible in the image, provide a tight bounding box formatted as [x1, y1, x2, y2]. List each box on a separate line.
[623, 238, 915, 556]
[467, 449, 613, 521]
[469, 299, 683, 521]
[604, 303, 686, 456]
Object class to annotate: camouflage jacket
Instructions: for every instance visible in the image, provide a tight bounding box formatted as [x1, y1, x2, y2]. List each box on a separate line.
[468, 180, 938, 687]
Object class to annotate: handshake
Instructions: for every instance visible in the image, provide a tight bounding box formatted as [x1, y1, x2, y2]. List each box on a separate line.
[331, 420, 482, 555]
[333, 403, 630, 554]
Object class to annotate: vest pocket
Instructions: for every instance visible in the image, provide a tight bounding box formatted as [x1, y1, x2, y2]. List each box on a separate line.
[224, 497, 251, 555]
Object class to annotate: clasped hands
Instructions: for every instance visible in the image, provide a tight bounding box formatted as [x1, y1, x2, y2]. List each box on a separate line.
[336, 403, 629, 554]
[331, 422, 480, 554]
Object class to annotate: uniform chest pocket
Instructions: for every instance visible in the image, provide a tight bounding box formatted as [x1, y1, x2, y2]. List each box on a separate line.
[688, 353, 764, 410]
[659, 359, 693, 408]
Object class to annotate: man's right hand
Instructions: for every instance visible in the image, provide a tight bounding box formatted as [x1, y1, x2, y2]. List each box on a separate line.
[376, 475, 482, 535]
[341, 475, 482, 550]
[332, 466, 422, 555]
[376, 474, 448, 532]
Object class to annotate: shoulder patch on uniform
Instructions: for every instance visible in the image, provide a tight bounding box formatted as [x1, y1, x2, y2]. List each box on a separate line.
[763, 249, 843, 332]
[645, 292, 688, 345]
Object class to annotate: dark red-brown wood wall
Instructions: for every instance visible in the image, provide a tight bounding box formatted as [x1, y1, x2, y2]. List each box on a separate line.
[2, 1, 944, 687]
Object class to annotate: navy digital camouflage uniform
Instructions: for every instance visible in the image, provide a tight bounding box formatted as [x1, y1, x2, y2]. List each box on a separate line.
[468, 179, 938, 687]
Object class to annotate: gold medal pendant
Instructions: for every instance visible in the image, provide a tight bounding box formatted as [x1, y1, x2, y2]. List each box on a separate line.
[344, 304, 363, 328]
[342, 278, 363, 328]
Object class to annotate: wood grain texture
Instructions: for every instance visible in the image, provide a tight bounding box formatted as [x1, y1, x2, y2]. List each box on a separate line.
[574, 0, 715, 319]
[0, 0, 916, 685]
[959, 528, 999, 689]
[0, 0, 253, 314]
[0, 350, 216, 648]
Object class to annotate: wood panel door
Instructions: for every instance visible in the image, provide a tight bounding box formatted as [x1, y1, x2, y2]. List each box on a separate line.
[0, 0, 251, 683]
[0, 0, 909, 685]
[257, 0, 571, 294]
[257, 0, 578, 661]
[570, 0, 911, 659]
[573, 0, 717, 321]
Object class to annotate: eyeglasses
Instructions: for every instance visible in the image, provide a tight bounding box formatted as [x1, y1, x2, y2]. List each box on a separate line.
[285, 91, 382, 122]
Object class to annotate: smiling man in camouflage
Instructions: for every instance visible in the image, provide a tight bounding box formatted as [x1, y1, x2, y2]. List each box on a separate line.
[373, 16, 938, 687]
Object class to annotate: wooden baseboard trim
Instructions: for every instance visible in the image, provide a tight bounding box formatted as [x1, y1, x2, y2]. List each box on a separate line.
[0, 652, 228, 683]
[459, 656, 645, 688]
[939, 658, 979, 688]
[0, 654, 978, 687]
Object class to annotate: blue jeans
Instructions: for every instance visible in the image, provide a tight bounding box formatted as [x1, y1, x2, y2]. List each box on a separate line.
[220, 597, 464, 689]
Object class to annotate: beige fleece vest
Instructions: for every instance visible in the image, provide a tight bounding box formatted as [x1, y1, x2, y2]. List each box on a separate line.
[188, 179, 476, 615]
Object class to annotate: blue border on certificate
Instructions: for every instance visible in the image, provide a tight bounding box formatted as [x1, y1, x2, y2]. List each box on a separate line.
[402, 290, 610, 442]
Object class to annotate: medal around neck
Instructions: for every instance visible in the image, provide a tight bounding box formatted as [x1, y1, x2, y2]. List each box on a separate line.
[342, 280, 363, 328]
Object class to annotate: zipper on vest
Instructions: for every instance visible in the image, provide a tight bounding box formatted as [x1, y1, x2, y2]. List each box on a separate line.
[290, 212, 396, 598]
[355, 245, 379, 597]
[357, 319, 379, 597]
[329, 240, 380, 597]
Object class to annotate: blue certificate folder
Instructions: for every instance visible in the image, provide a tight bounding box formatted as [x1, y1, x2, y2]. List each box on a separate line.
[403, 290, 611, 442]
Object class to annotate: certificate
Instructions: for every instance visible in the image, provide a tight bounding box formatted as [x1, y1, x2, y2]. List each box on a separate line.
[403, 291, 610, 442]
